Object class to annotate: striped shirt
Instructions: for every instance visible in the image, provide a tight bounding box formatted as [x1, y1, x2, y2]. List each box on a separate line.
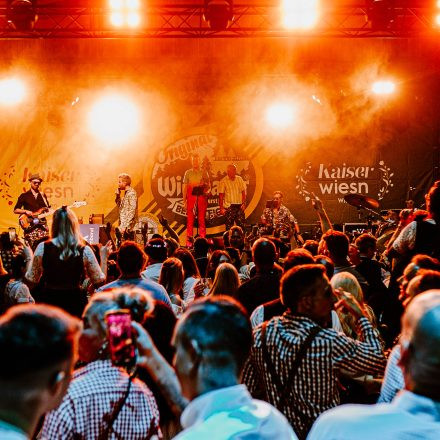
[218, 175, 246, 208]
[378, 344, 404, 403]
[242, 313, 386, 437]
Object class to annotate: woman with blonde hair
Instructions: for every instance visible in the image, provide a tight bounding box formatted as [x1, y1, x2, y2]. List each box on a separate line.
[25, 206, 111, 316]
[331, 271, 376, 338]
[209, 262, 240, 297]
[158, 257, 185, 316]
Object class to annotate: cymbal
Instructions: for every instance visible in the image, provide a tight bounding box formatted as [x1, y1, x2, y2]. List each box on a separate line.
[344, 193, 380, 210]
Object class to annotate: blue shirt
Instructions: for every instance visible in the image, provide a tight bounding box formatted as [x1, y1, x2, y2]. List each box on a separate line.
[97, 277, 172, 307]
[308, 390, 440, 440]
[175, 384, 297, 440]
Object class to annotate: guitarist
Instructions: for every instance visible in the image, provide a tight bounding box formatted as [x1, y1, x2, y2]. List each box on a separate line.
[13, 173, 50, 247]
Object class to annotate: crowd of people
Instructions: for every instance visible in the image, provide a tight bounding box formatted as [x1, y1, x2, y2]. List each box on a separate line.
[1, 180, 440, 439]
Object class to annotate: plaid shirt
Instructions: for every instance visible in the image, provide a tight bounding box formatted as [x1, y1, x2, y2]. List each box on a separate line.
[41, 359, 161, 440]
[242, 313, 386, 437]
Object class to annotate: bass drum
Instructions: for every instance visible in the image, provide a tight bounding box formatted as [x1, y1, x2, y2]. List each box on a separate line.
[133, 215, 159, 247]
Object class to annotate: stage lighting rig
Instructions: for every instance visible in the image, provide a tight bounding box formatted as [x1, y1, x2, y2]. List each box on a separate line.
[6, 0, 37, 31]
[365, 0, 396, 30]
[203, 0, 234, 30]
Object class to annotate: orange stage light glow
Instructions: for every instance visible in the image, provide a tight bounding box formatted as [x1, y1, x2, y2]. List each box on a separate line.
[0, 78, 27, 106]
[266, 103, 296, 128]
[435, 14, 440, 27]
[87, 93, 141, 145]
[109, 0, 141, 28]
[371, 80, 396, 95]
[281, 0, 319, 30]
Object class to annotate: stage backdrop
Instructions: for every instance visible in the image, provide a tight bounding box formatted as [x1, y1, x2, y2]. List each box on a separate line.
[0, 37, 438, 241]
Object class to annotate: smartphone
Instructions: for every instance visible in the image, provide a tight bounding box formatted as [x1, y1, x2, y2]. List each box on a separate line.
[8, 227, 17, 243]
[105, 309, 136, 367]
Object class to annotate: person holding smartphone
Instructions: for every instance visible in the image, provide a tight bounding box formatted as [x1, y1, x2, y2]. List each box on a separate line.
[41, 288, 161, 440]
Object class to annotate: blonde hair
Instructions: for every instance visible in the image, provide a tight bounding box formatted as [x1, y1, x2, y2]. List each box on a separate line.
[118, 173, 131, 186]
[51, 207, 84, 261]
[331, 271, 376, 338]
[210, 263, 240, 297]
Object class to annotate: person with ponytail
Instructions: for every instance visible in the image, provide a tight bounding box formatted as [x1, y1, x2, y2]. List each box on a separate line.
[25, 206, 112, 317]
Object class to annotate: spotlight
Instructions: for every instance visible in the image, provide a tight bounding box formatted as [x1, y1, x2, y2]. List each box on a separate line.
[109, 0, 141, 28]
[203, 0, 233, 30]
[0, 78, 27, 106]
[371, 80, 396, 95]
[435, 14, 440, 28]
[7, 0, 37, 31]
[366, 0, 395, 30]
[88, 93, 140, 146]
[266, 103, 295, 129]
[281, 0, 319, 30]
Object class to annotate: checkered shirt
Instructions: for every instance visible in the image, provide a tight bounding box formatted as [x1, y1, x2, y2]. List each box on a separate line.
[41, 359, 161, 440]
[242, 313, 386, 437]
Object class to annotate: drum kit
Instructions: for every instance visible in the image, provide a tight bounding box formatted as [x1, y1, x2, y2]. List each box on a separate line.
[343, 193, 398, 250]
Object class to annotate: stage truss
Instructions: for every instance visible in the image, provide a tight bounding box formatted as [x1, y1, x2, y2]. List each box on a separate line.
[0, 3, 436, 38]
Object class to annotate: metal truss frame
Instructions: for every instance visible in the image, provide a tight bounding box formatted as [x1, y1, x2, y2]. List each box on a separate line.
[0, 4, 435, 38]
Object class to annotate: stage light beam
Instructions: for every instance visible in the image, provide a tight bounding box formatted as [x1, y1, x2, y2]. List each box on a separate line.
[109, 0, 141, 28]
[371, 80, 396, 95]
[266, 103, 295, 129]
[0, 78, 27, 106]
[88, 94, 141, 145]
[281, 0, 319, 30]
[435, 14, 440, 27]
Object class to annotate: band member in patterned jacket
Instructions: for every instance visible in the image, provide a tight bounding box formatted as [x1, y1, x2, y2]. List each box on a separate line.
[115, 173, 138, 240]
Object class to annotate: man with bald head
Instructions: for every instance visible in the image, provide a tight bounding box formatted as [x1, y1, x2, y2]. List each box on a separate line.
[308, 290, 440, 439]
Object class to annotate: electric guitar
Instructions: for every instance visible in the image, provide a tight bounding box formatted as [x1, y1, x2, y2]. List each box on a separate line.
[19, 201, 87, 231]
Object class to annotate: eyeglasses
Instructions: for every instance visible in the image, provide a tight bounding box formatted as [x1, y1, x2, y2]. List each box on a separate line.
[31, 181, 41, 185]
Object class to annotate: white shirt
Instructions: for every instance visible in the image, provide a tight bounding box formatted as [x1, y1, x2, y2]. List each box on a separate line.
[308, 390, 440, 440]
[174, 384, 297, 440]
[141, 263, 163, 283]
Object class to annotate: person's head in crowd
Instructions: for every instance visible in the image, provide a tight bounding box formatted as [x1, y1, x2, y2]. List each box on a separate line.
[79, 288, 153, 363]
[283, 248, 314, 273]
[403, 270, 440, 307]
[252, 238, 278, 273]
[0, 305, 80, 437]
[331, 271, 375, 337]
[399, 290, 440, 401]
[159, 257, 184, 297]
[355, 234, 377, 259]
[206, 250, 231, 279]
[398, 254, 440, 300]
[143, 300, 177, 364]
[303, 240, 319, 256]
[424, 180, 440, 221]
[144, 238, 168, 265]
[164, 238, 179, 257]
[51, 207, 84, 260]
[222, 231, 230, 248]
[172, 296, 252, 400]
[270, 236, 290, 260]
[348, 244, 361, 266]
[0, 231, 14, 251]
[314, 254, 335, 279]
[117, 241, 146, 277]
[193, 237, 210, 258]
[10, 254, 27, 280]
[280, 264, 334, 327]
[225, 247, 241, 271]
[174, 248, 201, 280]
[228, 226, 244, 251]
[321, 230, 350, 265]
[405, 200, 415, 210]
[210, 263, 240, 297]
[399, 208, 415, 227]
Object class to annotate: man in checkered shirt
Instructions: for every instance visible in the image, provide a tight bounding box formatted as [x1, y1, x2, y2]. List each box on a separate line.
[242, 264, 386, 439]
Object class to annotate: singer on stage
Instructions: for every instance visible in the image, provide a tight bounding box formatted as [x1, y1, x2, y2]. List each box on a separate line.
[182, 153, 210, 248]
[115, 173, 138, 237]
